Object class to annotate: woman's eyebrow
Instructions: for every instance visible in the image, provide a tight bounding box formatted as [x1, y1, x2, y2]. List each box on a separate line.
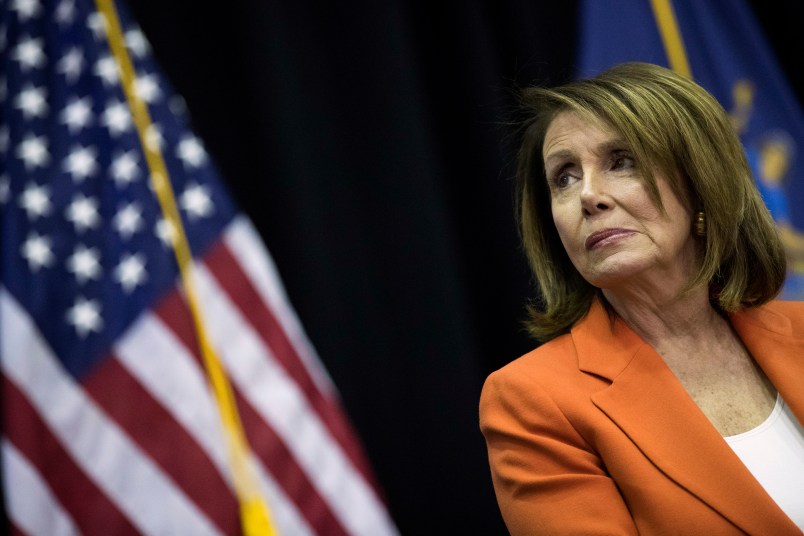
[543, 149, 574, 170]
[544, 139, 628, 169]
[595, 139, 628, 155]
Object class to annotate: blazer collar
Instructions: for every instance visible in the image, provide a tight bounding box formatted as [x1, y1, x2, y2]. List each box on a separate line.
[571, 300, 803, 535]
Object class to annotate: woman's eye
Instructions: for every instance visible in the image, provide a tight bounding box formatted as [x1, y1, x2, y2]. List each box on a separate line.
[552, 171, 576, 189]
[612, 154, 635, 170]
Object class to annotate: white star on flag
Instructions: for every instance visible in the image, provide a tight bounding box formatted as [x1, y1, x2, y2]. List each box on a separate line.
[15, 134, 50, 169]
[11, 0, 42, 21]
[101, 100, 132, 136]
[154, 217, 176, 247]
[114, 202, 144, 239]
[180, 183, 214, 220]
[57, 47, 85, 83]
[86, 12, 107, 40]
[0, 125, 9, 153]
[94, 55, 119, 86]
[61, 96, 94, 132]
[114, 252, 147, 293]
[11, 36, 46, 71]
[0, 176, 10, 204]
[168, 95, 188, 117]
[177, 136, 207, 168]
[110, 150, 140, 186]
[14, 85, 48, 119]
[134, 73, 161, 103]
[63, 145, 99, 181]
[65, 193, 101, 232]
[18, 182, 52, 219]
[20, 231, 54, 271]
[66, 296, 103, 337]
[144, 123, 163, 151]
[66, 244, 102, 284]
[55, 0, 76, 25]
[125, 29, 150, 58]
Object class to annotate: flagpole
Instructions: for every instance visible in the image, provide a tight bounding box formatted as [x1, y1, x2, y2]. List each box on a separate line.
[93, 1, 277, 533]
[649, 0, 692, 78]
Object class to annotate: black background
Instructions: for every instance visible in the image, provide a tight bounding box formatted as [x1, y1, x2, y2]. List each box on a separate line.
[124, 1, 802, 533]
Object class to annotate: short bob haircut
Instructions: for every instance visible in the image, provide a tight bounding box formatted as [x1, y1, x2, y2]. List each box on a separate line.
[517, 62, 785, 342]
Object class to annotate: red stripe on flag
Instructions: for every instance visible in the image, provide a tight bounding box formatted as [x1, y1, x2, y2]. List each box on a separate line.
[2, 376, 139, 535]
[153, 286, 349, 534]
[81, 354, 241, 536]
[9, 520, 28, 536]
[205, 240, 378, 490]
[235, 388, 350, 536]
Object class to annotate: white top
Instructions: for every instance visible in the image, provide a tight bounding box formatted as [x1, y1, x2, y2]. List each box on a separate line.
[724, 395, 804, 529]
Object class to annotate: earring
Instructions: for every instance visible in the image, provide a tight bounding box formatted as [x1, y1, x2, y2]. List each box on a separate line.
[694, 211, 706, 236]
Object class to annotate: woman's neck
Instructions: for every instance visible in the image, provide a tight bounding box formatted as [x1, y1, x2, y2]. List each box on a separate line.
[601, 283, 724, 350]
[602, 282, 778, 437]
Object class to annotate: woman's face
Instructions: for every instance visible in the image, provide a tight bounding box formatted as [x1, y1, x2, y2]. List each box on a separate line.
[542, 111, 697, 290]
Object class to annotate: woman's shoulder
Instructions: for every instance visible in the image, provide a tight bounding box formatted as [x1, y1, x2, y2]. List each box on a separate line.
[734, 299, 804, 335]
[480, 328, 613, 437]
[482, 332, 586, 400]
[767, 299, 804, 332]
[492, 333, 576, 374]
[763, 299, 804, 316]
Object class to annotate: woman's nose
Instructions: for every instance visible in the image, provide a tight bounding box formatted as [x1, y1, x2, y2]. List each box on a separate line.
[580, 172, 612, 216]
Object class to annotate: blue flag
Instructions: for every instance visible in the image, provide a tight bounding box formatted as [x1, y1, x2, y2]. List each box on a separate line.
[578, 0, 804, 299]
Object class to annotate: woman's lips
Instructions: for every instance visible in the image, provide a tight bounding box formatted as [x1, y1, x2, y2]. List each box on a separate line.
[585, 228, 635, 250]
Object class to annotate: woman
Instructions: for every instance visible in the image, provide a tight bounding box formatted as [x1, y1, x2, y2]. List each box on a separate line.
[480, 62, 804, 535]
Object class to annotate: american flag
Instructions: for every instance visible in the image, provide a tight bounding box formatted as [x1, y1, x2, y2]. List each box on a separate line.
[0, 0, 397, 534]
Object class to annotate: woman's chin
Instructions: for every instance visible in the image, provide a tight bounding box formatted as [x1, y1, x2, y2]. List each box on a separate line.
[578, 257, 651, 289]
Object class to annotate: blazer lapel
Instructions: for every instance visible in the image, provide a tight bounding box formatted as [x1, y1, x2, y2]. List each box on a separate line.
[572, 301, 801, 535]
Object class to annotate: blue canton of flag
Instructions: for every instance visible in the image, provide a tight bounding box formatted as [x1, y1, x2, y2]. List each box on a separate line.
[577, 0, 804, 299]
[0, 0, 233, 379]
[0, 0, 397, 534]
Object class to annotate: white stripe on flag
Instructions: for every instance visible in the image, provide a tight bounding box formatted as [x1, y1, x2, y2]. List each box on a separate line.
[115, 312, 315, 536]
[115, 314, 231, 479]
[223, 217, 336, 397]
[2, 439, 80, 536]
[0, 289, 221, 536]
[195, 261, 399, 536]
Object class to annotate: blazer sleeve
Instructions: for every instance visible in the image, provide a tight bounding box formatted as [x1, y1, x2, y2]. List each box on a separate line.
[479, 367, 638, 536]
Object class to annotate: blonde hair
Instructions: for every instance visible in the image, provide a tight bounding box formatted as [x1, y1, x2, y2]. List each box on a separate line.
[517, 62, 785, 342]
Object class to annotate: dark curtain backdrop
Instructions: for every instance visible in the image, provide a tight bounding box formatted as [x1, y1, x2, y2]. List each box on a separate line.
[123, 1, 802, 533]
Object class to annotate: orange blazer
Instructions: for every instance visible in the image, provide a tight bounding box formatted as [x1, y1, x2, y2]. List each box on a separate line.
[480, 300, 804, 535]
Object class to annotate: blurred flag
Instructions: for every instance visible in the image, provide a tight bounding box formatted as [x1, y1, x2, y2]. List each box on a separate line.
[577, 0, 804, 299]
[0, 0, 397, 534]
